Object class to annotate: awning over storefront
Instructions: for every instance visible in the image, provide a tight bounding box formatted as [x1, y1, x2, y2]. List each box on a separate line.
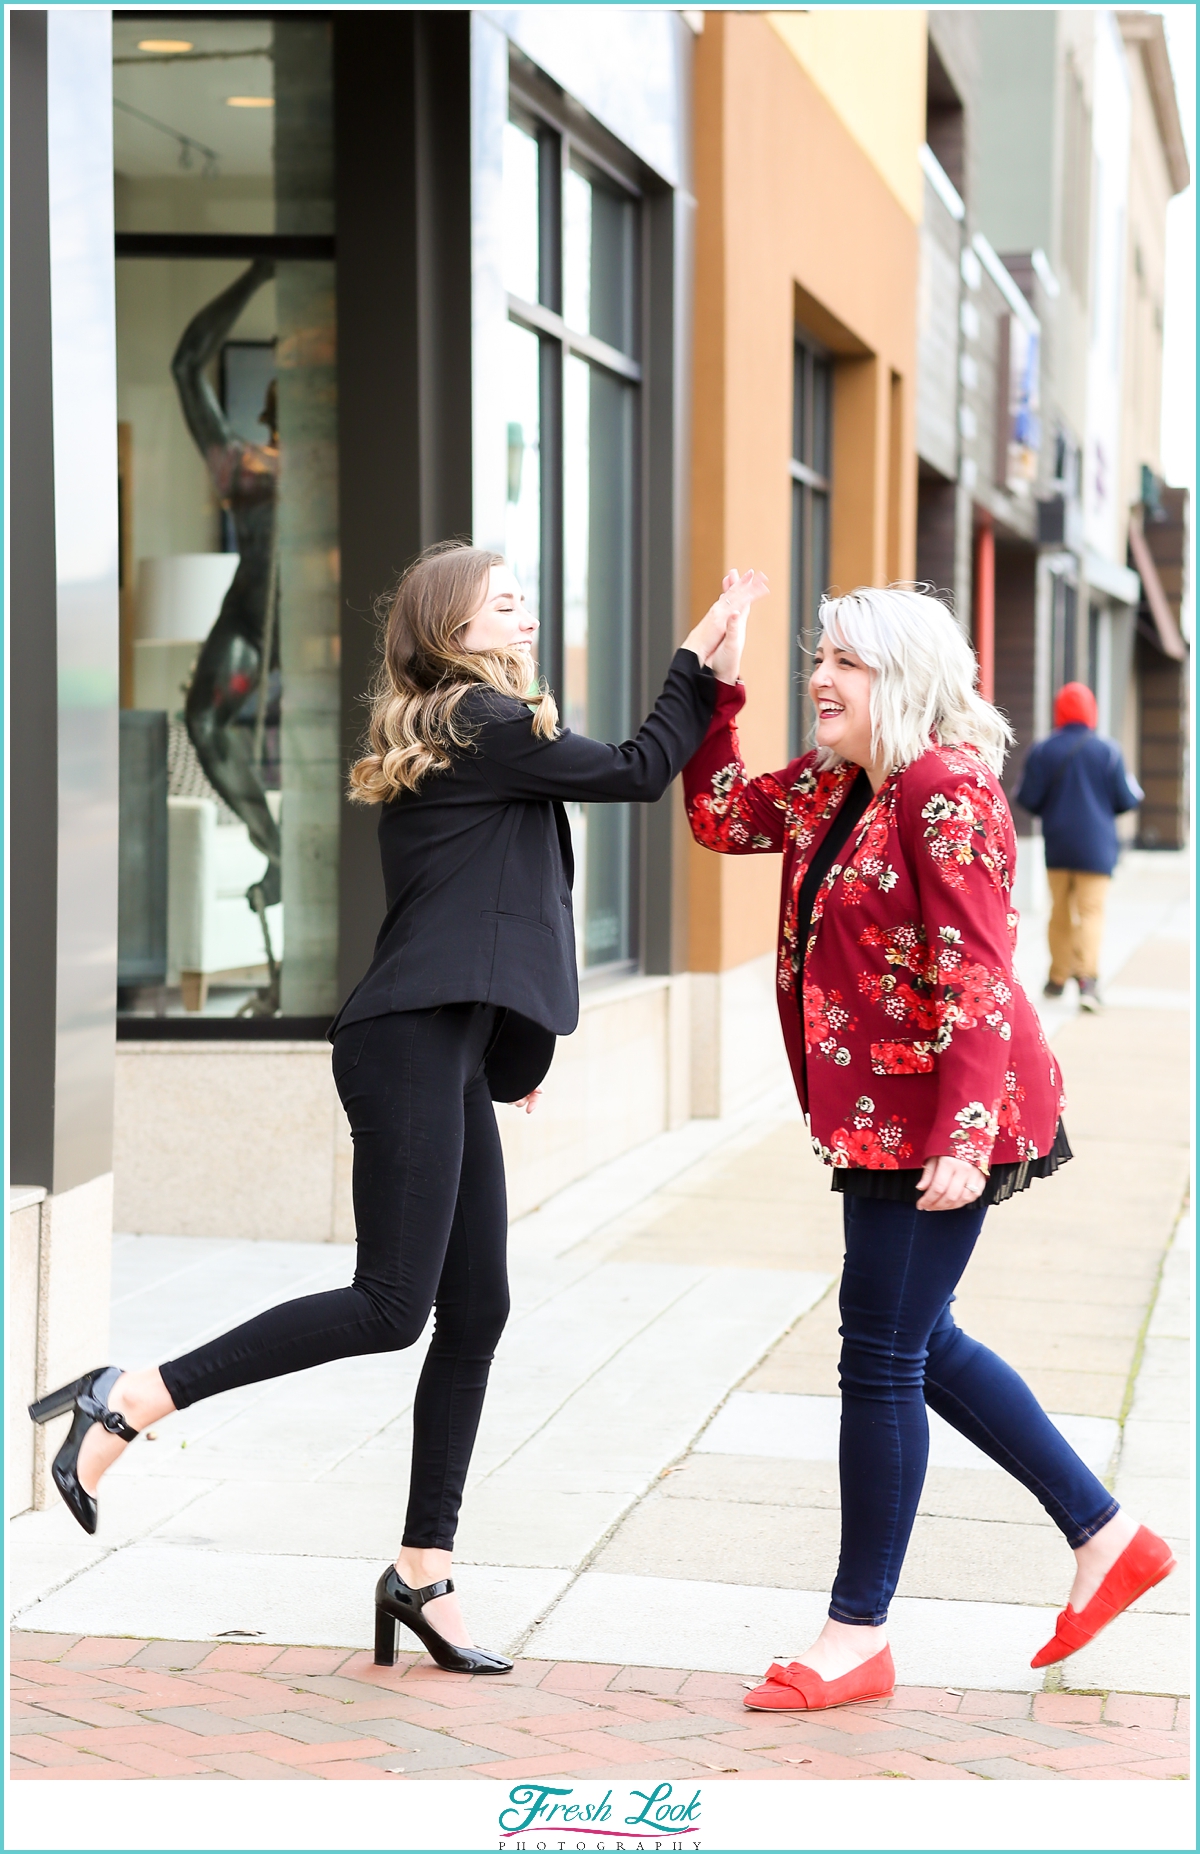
[1127, 516, 1187, 659]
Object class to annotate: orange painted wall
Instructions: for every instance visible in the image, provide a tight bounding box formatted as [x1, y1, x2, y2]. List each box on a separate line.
[686, 13, 920, 975]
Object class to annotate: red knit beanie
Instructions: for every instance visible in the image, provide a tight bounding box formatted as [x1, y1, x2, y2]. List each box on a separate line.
[1054, 682, 1098, 728]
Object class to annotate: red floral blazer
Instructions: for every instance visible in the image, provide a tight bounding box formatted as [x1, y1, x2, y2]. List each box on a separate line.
[683, 680, 1064, 1174]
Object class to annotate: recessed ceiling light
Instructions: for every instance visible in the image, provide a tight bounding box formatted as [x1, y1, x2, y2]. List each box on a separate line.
[226, 96, 274, 109]
[137, 39, 193, 53]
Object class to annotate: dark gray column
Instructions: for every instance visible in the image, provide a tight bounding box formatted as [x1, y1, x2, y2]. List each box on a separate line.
[9, 9, 120, 1194]
[332, 12, 473, 1004]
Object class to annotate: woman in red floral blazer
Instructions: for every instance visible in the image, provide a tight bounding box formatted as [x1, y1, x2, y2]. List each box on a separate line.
[685, 581, 1174, 1712]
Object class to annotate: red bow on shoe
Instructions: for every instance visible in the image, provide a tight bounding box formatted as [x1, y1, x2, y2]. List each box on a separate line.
[744, 1646, 896, 1712]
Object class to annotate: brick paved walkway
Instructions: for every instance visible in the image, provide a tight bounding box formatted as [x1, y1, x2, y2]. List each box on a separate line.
[9, 1633, 1190, 1781]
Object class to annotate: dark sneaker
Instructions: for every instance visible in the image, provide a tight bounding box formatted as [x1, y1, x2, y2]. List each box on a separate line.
[1078, 977, 1101, 1012]
[1043, 980, 1066, 999]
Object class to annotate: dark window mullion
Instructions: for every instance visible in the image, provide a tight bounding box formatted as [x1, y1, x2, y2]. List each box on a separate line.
[538, 126, 561, 314]
[539, 333, 564, 699]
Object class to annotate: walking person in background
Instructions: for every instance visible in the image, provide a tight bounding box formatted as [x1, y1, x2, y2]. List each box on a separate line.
[1015, 682, 1143, 1012]
[30, 542, 767, 1677]
[684, 585, 1174, 1712]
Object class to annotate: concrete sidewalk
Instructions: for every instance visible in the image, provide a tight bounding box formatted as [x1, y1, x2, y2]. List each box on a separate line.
[9, 851, 1192, 1774]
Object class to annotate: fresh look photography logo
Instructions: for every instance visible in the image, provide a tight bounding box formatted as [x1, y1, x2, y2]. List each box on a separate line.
[498, 1781, 703, 1849]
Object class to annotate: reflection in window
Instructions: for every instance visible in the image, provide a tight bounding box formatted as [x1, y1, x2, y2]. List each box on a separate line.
[563, 160, 636, 355]
[506, 101, 641, 972]
[504, 320, 541, 624]
[502, 116, 540, 306]
[564, 357, 636, 966]
[790, 335, 833, 756]
[114, 18, 339, 1021]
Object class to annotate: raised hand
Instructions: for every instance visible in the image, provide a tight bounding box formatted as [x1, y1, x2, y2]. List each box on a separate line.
[708, 567, 770, 685]
[682, 568, 770, 675]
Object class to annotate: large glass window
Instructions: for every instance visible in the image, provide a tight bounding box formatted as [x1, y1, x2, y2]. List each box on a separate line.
[790, 335, 833, 756]
[502, 102, 641, 973]
[113, 16, 339, 1022]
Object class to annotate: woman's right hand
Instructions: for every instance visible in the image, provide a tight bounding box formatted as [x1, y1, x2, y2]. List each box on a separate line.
[682, 568, 769, 678]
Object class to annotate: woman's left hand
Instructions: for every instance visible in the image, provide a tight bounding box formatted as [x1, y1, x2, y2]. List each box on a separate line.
[707, 567, 770, 685]
[510, 1089, 542, 1114]
[916, 1155, 986, 1211]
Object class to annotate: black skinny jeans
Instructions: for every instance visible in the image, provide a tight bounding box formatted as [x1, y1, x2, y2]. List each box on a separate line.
[159, 1005, 510, 1551]
[831, 1195, 1119, 1625]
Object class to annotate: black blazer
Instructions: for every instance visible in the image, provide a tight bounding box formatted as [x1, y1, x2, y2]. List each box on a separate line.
[330, 649, 718, 1097]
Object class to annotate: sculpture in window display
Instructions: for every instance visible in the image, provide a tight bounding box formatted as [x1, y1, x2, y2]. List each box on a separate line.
[171, 257, 281, 1014]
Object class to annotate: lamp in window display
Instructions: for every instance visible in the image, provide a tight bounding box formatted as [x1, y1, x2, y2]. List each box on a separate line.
[171, 256, 282, 1013]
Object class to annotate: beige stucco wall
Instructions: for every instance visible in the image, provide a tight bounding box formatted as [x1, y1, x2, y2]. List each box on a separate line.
[687, 13, 921, 981]
[112, 962, 790, 1244]
[7, 1176, 114, 1515]
[766, 9, 928, 223]
[7, 1194, 43, 1518]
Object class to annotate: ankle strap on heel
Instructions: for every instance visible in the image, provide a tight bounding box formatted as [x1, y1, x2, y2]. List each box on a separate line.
[412, 1577, 454, 1603]
[78, 1391, 139, 1443]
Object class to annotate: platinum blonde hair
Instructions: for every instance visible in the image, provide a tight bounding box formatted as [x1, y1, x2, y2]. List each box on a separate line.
[814, 584, 1013, 776]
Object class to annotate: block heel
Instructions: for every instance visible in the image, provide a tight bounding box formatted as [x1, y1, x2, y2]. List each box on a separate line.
[27, 1365, 139, 1536]
[373, 1566, 512, 1675]
[374, 1605, 401, 1667]
[28, 1375, 92, 1424]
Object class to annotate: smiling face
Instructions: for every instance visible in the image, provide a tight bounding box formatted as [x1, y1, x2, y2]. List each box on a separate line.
[809, 630, 876, 770]
[458, 563, 538, 656]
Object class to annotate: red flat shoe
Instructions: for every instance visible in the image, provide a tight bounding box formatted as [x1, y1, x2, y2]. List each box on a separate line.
[744, 1644, 894, 1711]
[1031, 1525, 1176, 1668]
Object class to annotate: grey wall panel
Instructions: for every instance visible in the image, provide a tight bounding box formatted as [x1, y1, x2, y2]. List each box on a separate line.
[46, 7, 121, 1190]
[973, 11, 1057, 255]
[8, 12, 59, 1190]
[916, 180, 961, 480]
[9, 10, 119, 1192]
[332, 13, 473, 1005]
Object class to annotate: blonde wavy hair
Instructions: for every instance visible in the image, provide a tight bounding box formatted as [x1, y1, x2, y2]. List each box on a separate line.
[348, 542, 558, 803]
[814, 584, 1013, 776]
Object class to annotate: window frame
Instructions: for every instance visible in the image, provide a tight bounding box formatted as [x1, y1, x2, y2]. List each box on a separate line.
[112, 8, 343, 1038]
[789, 330, 833, 759]
[506, 63, 647, 982]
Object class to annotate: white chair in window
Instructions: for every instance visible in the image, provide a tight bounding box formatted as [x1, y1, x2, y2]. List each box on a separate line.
[167, 794, 284, 1011]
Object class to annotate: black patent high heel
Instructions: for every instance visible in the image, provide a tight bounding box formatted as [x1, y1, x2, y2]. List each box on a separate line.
[373, 1566, 512, 1674]
[28, 1365, 139, 1536]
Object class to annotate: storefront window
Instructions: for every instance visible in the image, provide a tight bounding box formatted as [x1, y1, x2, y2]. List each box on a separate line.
[114, 16, 339, 1021]
[502, 96, 641, 971]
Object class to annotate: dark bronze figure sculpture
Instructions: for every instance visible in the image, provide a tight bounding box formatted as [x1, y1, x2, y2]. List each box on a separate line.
[171, 257, 281, 1012]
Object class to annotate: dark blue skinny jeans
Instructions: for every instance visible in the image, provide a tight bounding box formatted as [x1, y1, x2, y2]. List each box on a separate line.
[831, 1195, 1119, 1626]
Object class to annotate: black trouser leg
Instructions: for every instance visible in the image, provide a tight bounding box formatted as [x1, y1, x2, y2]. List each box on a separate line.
[403, 1069, 509, 1548]
[158, 1006, 511, 1549]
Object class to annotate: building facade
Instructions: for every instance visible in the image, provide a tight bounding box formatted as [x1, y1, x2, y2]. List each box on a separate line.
[913, 7, 1189, 913]
[9, 5, 927, 1512]
[7, 8, 1189, 1518]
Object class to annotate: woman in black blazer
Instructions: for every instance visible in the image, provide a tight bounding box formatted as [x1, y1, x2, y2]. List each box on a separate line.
[31, 542, 767, 1673]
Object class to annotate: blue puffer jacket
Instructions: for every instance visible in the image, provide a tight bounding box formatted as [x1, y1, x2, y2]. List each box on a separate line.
[1015, 725, 1143, 874]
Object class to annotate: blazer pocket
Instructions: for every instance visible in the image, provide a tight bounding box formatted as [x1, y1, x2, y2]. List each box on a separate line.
[870, 1038, 936, 1076]
[480, 909, 554, 938]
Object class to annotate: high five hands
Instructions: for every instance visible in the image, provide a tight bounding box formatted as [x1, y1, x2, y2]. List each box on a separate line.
[683, 567, 770, 684]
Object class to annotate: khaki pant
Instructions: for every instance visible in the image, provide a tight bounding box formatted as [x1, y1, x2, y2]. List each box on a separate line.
[1047, 869, 1110, 983]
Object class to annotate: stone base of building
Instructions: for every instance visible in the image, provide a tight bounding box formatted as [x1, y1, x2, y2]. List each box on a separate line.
[7, 1175, 114, 1517]
[111, 957, 793, 1244]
